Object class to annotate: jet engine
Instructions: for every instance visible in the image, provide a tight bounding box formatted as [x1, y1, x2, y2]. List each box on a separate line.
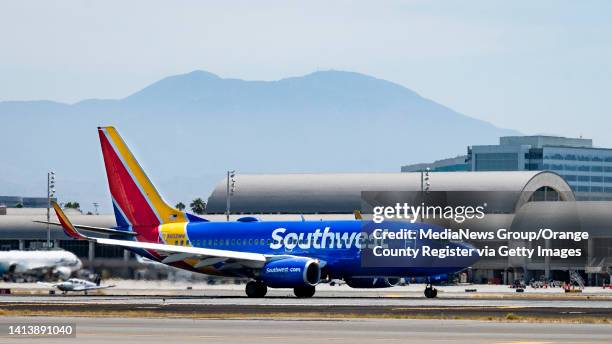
[260, 257, 320, 288]
[53, 266, 72, 280]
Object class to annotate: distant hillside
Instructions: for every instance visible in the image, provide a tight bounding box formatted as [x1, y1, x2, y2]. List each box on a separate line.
[0, 70, 519, 212]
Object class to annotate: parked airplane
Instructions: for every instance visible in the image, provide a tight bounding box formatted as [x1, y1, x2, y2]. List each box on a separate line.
[38, 276, 114, 294]
[46, 126, 477, 298]
[0, 250, 82, 281]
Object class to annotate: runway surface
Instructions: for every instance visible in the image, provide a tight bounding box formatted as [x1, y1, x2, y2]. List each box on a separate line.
[1, 285, 611, 343]
[0, 295, 612, 322]
[1, 316, 611, 344]
[1, 285, 612, 321]
[3, 293, 612, 308]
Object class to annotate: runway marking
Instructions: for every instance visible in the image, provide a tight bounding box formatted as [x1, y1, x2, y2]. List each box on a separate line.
[373, 338, 402, 341]
[496, 342, 552, 344]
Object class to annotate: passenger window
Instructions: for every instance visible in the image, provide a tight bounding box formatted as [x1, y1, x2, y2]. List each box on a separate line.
[267, 239, 271, 245]
[248, 239, 253, 245]
[231, 239, 236, 245]
[214, 239, 218, 246]
[174, 240, 178, 245]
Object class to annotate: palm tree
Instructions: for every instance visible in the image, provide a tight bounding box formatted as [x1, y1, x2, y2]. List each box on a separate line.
[189, 198, 206, 215]
[65, 202, 81, 210]
[175, 202, 186, 211]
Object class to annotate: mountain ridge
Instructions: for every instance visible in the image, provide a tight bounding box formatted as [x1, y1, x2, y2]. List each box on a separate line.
[0, 69, 519, 212]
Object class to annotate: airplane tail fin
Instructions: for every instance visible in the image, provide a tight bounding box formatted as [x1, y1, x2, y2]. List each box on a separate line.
[98, 127, 189, 234]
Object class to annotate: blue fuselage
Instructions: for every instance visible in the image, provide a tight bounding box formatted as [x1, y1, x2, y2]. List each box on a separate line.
[151, 219, 477, 280]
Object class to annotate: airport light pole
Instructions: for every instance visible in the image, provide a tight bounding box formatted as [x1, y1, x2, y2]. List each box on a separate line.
[419, 168, 430, 222]
[226, 170, 236, 222]
[93, 202, 99, 215]
[47, 171, 56, 249]
[420, 167, 431, 193]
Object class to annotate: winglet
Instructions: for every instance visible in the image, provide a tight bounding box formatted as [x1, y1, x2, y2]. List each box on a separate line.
[52, 202, 89, 240]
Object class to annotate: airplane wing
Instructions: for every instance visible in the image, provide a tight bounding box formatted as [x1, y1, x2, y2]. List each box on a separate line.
[86, 285, 115, 290]
[72, 285, 115, 291]
[33, 220, 137, 237]
[96, 238, 267, 268]
[51, 202, 268, 269]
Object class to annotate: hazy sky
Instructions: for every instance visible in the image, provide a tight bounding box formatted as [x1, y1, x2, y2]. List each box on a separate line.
[1, 1, 611, 146]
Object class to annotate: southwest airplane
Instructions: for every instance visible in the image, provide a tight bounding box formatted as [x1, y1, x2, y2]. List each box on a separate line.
[49, 127, 477, 298]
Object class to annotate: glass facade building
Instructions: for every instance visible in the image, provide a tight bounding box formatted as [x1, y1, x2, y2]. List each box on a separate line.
[467, 136, 612, 200]
[0, 196, 57, 208]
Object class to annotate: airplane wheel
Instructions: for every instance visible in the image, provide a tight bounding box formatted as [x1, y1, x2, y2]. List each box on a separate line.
[245, 280, 267, 298]
[294, 285, 316, 298]
[424, 286, 438, 298]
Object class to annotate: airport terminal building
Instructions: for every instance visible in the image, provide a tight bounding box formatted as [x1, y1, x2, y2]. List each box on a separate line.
[0, 207, 134, 277]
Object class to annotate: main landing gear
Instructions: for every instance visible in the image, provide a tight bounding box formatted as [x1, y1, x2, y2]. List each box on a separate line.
[245, 281, 316, 298]
[424, 283, 438, 299]
[293, 285, 316, 298]
[245, 280, 267, 298]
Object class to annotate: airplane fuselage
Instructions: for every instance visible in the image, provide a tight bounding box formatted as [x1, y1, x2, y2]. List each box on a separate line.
[0, 250, 82, 278]
[130, 219, 474, 280]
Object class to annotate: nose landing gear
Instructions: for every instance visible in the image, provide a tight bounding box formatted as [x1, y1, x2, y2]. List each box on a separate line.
[245, 280, 268, 298]
[424, 283, 438, 298]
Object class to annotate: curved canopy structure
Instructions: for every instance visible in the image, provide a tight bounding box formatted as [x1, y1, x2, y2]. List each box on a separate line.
[206, 171, 574, 214]
[512, 201, 612, 236]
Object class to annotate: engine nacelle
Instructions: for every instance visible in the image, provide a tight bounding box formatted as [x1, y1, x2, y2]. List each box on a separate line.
[53, 266, 72, 280]
[260, 257, 320, 288]
[345, 277, 401, 289]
